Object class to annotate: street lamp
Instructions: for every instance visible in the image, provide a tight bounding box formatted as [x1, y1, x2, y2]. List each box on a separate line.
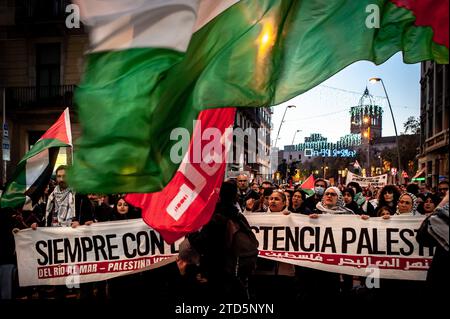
[274, 105, 296, 147]
[363, 115, 371, 176]
[369, 77, 401, 183]
[323, 166, 328, 179]
[291, 129, 301, 145]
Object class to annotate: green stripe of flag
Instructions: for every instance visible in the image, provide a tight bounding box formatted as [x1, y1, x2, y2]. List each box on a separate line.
[70, 0, 448, 194]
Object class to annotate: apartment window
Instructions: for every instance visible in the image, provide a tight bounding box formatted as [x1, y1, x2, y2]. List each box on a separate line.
[36, 43, 61, 98]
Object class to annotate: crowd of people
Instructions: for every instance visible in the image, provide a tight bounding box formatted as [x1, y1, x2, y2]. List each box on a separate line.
[0, 167, 448, 306]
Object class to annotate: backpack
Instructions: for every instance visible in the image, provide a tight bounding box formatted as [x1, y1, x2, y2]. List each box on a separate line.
[224, 216, 259, 278]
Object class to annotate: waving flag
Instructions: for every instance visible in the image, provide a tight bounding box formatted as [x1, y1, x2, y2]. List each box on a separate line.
[353, 160, 362, 171]
[1, 108, 72, 209]
[126, 107, 235, 243]
[69, 0, 449, 194]
[300, 174, 316, 191]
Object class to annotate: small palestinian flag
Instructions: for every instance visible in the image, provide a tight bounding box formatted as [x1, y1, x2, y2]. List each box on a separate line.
[0, 108, 72, 210]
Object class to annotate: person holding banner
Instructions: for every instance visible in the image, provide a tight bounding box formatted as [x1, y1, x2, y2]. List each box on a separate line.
[289, 189, 311, 214]
[266, 190, 291, 215]
[298, 187, 354, 303]
[378, 192, 419, 218]
[254, 189, 296, 301]
[342, 187, 363, 215]
[347, 182, 375, 216]
[394, 192, 419, 216]
[379, 192, 427, 301]
[311, 187, 355, 215]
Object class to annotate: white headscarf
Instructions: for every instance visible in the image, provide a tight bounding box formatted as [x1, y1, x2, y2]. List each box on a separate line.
[316, 186, 354, 214]
[396, 192, 419, 215]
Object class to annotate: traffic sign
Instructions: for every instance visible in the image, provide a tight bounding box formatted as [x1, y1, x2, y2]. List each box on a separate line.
[391, 168, 397, 176]
[3, 122, 8, 138]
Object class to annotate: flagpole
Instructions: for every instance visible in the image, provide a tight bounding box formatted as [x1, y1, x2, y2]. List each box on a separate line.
[2, 88, 6, 185]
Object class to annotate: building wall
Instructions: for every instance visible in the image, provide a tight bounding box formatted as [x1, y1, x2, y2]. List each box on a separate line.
[418, 62, 449, 187]
[0, 4, 89, 183]
[0, 39, 29, 86]
[228, 108, 272, 182]
[64, 35, 89, 84]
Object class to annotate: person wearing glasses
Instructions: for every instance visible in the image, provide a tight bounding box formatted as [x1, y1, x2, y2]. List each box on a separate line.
[310, 186, 354, 216]
[298, 186, 353, 303]
[437, 180, 449, 201]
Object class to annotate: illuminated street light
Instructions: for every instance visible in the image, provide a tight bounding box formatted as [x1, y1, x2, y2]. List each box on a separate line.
[323, 166, 329, 179]
[292, 129, 301, 145]
[275, 105, 296, 147]
[369, 77, 402, 183]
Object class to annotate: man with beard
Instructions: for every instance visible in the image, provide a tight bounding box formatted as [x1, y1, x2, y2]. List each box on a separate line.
[31, 165, 96, 229]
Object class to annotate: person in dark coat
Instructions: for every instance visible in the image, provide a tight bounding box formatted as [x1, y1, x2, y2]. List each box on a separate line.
[416, 193, 449, 301]
[187, 180, 254, 301]
[342, 187, 363, 215]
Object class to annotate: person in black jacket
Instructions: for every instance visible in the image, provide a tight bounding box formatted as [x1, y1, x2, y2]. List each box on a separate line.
[342, 187, 363, 215]
[187, 180, 255, 301]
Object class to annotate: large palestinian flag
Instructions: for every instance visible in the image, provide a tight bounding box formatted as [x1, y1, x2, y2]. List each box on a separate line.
[69, 0, 448, 195]
[1, 108, 72, 209]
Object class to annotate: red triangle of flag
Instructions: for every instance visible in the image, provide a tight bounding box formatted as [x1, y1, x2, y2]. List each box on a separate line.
[300, 174, 315, 190]
[39, 108, 72, 145]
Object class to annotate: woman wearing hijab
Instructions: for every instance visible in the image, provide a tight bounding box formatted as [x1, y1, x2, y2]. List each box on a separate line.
[342, 187, 364, 215]
[302, 187, 355, 300]
[382, 192, 420, 218]
[311, 186, 355, 216]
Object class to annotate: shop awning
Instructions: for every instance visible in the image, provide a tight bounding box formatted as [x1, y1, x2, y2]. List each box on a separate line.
[412, 167, 426, 179]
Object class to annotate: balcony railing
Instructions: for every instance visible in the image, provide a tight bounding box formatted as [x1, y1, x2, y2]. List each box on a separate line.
[15, 0, 72, 23]
[6, 85, 75, 108]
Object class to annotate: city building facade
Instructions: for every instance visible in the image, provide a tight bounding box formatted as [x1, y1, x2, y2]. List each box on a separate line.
[1, 0, 86, 184]
[227, 107, 272, 182]
[417, 62, 449, 187]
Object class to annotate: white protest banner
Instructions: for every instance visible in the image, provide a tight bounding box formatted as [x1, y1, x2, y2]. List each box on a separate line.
[345, 171, 388, 188]
[245, 213, 432, 281]
[14, 219, 180, 286]
[15, 214, 432, 286]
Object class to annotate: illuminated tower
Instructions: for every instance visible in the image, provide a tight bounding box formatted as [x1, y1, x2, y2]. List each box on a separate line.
[350, 87, 383, 141]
